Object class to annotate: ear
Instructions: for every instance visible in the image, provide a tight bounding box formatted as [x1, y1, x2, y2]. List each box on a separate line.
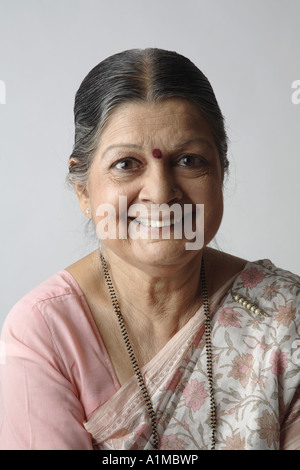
[74, 184, 92, 219]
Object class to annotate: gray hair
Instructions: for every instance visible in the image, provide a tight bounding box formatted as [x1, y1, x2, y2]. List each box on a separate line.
[67, 48, 229, 188]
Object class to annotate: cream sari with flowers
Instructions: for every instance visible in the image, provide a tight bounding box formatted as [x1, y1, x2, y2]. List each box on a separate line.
[84, 260, 300, 450]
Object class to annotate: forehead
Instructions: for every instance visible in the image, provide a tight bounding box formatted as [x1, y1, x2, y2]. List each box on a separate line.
[98, 98, 215, 148]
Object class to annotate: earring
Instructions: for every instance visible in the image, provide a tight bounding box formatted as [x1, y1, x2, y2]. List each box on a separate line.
[85, 208, 91, 216]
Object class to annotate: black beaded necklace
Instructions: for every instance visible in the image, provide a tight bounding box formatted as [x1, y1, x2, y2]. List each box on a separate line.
[100, 252, 216, 450]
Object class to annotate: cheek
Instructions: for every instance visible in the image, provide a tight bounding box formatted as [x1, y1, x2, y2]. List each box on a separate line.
[88, 178, 140, 224]
[190, 179, 223, 239]
[203, 186, 223, 241]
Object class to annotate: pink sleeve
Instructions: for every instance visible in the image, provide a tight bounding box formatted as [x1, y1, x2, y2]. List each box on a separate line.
[0, 299, 94, 450]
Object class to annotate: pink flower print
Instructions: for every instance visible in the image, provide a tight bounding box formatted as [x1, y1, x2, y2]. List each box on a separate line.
[160, 433, 186, 450]
[274, 302, 296, 328]
[241, 268, 265, 288]
[218, 308, 242, 328]
[262, 282, 280, 301]
[255, 410, 279, 448]
[183, 379, 208, 412]
[269, 350, 289, 376]
[227, 353, 254, 388]
[221, 432, 246, 450]
[251, 376, 265, 388]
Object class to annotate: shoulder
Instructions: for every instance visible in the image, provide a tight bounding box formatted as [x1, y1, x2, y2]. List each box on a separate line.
[236, 258, 300, 298]
[1, 270, 85, 341]
[241, 258, 300, 285]
[233, 258, 300, 329]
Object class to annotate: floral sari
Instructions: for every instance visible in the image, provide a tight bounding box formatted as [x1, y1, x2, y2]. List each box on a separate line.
[84, 259, 300, 450]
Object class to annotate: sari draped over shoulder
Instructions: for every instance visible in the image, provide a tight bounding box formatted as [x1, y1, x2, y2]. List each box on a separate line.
[84, 260, 300, 450]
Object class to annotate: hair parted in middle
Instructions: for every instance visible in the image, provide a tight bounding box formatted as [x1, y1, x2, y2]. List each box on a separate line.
[68, 48, 229, 188]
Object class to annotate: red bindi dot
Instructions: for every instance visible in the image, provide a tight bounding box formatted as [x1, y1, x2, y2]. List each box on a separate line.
[152, 149, 163, 159]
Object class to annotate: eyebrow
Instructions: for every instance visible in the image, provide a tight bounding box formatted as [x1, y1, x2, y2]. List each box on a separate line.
[175, 138, 215, 151]
[102, 144, 143, 159]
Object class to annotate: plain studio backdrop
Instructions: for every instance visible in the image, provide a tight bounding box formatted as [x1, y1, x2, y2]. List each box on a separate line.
[0, 0, 299, 329]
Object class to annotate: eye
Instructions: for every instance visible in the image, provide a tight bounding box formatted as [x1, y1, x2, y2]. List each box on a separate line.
[112, 157, 142, 171]
[176, 154, 208, 168]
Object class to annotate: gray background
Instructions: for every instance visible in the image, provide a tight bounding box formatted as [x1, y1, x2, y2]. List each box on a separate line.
[0, 0, 299, 329]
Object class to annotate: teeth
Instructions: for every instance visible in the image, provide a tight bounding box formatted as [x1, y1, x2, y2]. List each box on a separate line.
[134, 216, 182, 228]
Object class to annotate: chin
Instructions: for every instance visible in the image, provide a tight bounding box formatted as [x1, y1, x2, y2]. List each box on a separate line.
[126, 238, 201, 269]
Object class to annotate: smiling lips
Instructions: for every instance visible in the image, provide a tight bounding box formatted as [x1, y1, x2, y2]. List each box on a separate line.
[133, 215, 183, 228]
[128, 209, 194, 229]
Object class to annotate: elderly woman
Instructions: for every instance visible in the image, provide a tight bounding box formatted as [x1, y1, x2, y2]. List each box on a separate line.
[0, 49, 299, 451]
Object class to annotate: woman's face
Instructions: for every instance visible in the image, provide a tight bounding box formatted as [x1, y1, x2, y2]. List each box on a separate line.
[76, 98, 224, 271]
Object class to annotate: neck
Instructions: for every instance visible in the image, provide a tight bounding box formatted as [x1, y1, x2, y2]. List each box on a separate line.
[100, 247, 205, 335]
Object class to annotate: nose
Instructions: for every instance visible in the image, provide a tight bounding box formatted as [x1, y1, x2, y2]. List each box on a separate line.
[138, 162, 182, 205]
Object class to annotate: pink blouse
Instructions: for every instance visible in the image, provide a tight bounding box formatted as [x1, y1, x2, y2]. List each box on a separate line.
[0, 270, 120, 450]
